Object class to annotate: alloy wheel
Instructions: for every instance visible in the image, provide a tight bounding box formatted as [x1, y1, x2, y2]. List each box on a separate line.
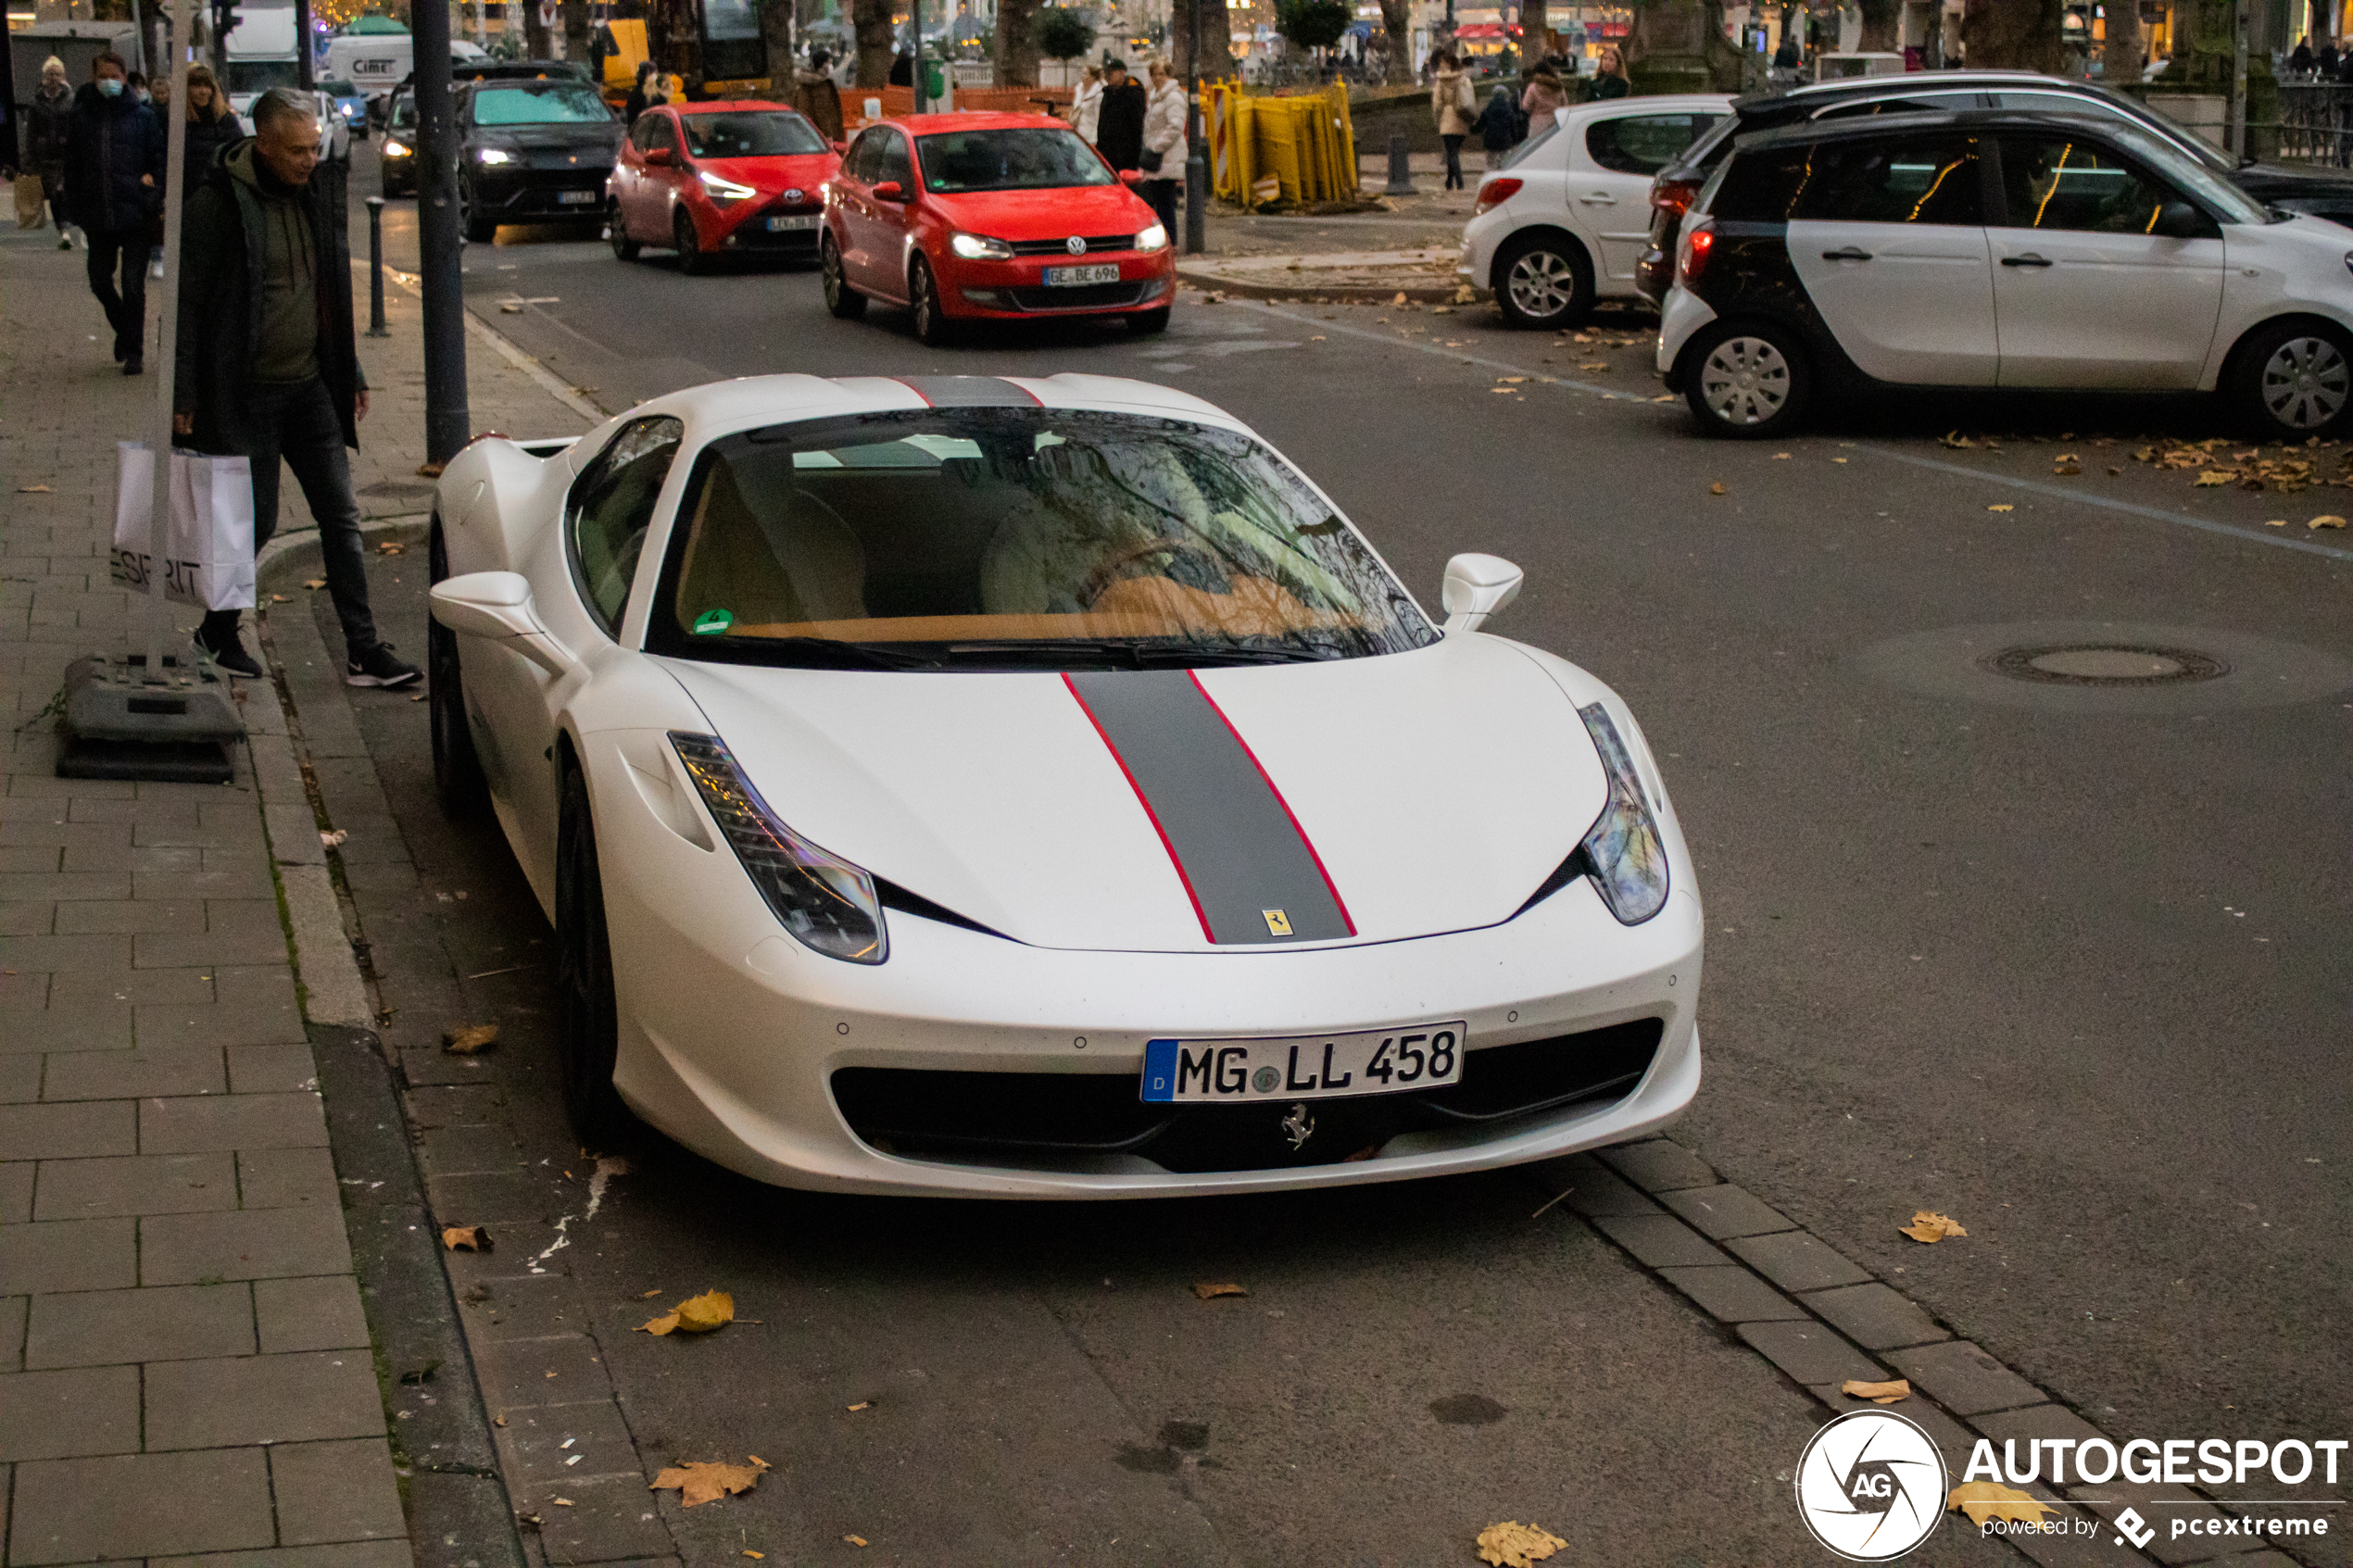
[1506, 249, 1577, 321]
[1698, 335, 1792, 427]
[2259, 335, 2350, 430]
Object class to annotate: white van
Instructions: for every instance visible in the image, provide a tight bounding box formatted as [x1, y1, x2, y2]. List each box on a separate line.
[322, 33, 486, 107]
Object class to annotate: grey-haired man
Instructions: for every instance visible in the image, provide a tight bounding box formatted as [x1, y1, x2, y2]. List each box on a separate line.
[173, 86, 416, 687]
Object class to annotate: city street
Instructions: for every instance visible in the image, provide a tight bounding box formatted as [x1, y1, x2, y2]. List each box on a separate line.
[313, 161, 2349, 1562]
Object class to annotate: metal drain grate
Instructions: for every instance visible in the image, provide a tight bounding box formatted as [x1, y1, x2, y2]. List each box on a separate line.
[1983, 644, 2229, 686]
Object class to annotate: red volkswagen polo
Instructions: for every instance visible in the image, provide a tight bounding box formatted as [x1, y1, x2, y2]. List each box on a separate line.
[609, 100, 841, 273]
[821, 111, 1175, 343]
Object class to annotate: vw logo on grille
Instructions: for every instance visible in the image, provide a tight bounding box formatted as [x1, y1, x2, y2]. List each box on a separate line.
[785, 187, 805, 204]
[1066, 235, 1088, 256]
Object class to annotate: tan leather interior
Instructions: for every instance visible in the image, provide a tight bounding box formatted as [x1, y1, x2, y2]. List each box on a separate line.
[728, 573, 1361, 644]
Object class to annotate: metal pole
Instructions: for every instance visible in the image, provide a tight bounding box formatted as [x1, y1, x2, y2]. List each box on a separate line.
[365, 195, 389, 335]
[415, 0, 472, 463]
[147, 0, 193, 685]
[1184, 0, 1206, 253]
[912, 0, 926, 112]
[2229, 0, 2249, 157]
[293, 0, 312, 87]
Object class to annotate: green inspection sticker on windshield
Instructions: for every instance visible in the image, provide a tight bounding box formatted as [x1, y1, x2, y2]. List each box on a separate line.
[693, 608, 734, 635]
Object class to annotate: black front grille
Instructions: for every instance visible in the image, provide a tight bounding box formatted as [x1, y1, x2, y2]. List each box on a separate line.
[1010, 232, 1135, 256]
[1001, 281, 1152, 311]
[830, 1018, 1665, 1175]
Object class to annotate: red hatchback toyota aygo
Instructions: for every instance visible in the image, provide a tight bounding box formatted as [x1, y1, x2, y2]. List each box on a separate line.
[822, 111, 1175, 343]
[609, 100, 841, 273]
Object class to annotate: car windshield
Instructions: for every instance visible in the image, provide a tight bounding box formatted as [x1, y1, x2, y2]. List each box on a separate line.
[2095, 120, 2270, 221]
[322, 79, 358, 95]
[682, 109, 827, 158]
[389, 96, 415, 128]
[648, 409, 1438, 671]
[913, 128, 1114, 192]
[472, 83, 610, 125]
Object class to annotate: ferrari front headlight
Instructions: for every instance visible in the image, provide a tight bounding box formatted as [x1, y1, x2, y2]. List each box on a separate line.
[669, 733, 887, 964]
[1577, 703, 1668, 924]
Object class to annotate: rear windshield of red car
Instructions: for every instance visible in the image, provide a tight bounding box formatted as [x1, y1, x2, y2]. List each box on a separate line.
[914, 128, 1115, 193]
[683, 109, 828, 158]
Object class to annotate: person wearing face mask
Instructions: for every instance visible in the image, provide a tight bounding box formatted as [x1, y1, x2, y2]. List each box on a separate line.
[64, 51, 165, 373]
[26, 57, 77, 248]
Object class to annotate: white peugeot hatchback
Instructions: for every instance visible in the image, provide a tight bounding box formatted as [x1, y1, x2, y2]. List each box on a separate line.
[1458, 94, 1732, 329]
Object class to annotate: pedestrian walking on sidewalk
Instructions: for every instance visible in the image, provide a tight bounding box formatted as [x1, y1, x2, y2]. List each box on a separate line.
[174, 87, 419, 690]
[792, 49, 845, 142]
[1140, 59, 1187, 236]
[25, 56, 75, 247]
[1096, 59, 1148, 172]
[64, 51, 165, 373]
[1069, 65, 1104, 144]
[1431, 54, 1474, 191]
[1519, 66, 1568, 128]
[1472, 82, 1523, 170]
[177, 66, 240, 198]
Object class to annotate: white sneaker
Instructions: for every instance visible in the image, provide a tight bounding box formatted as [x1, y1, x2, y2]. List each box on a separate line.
[148, 257, 164, 279]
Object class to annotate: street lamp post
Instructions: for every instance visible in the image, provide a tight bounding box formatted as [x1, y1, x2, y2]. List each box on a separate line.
[912, 0, 928, 112]
[416, 0, 472, 465]
[1185, 0, 1207, 254]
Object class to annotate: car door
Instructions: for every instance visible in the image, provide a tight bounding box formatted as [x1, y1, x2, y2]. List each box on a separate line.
[1576, 109, 1726, 282]
[640, 112, 689, 230]
[1987, 132, 2226, 388]
[614, 112, 657, 236]
[862, 126, 919, 300]
[1785, 130, 2001, 386]
[834, 129, 886, 288]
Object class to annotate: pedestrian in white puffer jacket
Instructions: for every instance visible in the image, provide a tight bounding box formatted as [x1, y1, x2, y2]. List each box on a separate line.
[1140, 62, 1187, 238]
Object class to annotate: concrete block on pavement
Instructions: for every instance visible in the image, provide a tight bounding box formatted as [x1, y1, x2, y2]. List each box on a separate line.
[1659, 1183, 1799, 1239]
[141, 1203, 354, 1284]
[0, 1055, 39, 1101]
[1654, 1265, 1809, 1324]
[227, 1042, 321, 1094]
[149, 1545, 416, 1568]
[1524, 1153, 1661, 1218]
[0, 998, 132, 1051]
[1887, 1340, 2046, 1417]
[472, 1331, 619, 1413]
[1736, 1321, 1884, 1387]
[0, 1099, 137, 1159]
[1596, 1137, 1718, 1193]
[33, 1151, 236, 1220]
[270, 1436, 407, 1545]
[40, 1044, 226, 1101]
[0, 1363, 141, 1460]
[237, 1146, 344, 1210]
[24, 1283, 255, 1369]
[140, 1090, 328, 1154]
[255, 1274, 372, 1354]
[7, 1448, 274, 1562]
[0, 1216, 137, 1293]
[143, 1349, 385, 1449]
[1798, 1281, 1951, 1351]
[1968, 1402, 2108, 1449]
[1724, 1230, 1873, 1294]
[0, 1160, 31, 1223]
[1592, 1212, 1724, 1270]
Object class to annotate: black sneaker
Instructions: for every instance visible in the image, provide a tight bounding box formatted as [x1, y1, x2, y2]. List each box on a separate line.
[191, 626, 262, 679]
[123, 356, 143, 376]
[346, 642, 421, 688]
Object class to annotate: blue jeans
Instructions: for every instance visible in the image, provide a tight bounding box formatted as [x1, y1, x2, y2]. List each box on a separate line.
[202, 376, 379, 654]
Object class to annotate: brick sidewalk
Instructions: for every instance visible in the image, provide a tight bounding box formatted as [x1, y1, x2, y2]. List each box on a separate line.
[0, 219, 596, 1564]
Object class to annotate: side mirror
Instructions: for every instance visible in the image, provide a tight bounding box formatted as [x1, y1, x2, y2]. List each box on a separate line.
[431, 571, 576, 677]
[644, 145, 673, 166]
[871, 180, 904, 200]
[2155, 199, 2205, 239]
[1118, 168, 1144, 186]
[1440, 552, 1524, 633]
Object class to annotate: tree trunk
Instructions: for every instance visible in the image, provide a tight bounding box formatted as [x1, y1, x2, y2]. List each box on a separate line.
[760, 0, 793, 85]
[2104, 0, 2143, 84]
[853, 0, 894, 86]
[1377, 0, 1413, 81]
[1626, 0, 1745, 90]
[563, 0, 591, 67]
[996, 0, 1040, 84]
[525, 0, 551, 61]
[1958, 0, 2064, 71]
[1171, 0, 1233, 82]
[1857, 0, 1900, 51]
[1524, 0, 1548, 65]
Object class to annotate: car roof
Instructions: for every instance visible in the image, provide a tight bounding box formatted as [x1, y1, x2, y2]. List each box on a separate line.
[1731, 105, 2158, 154]
[673, 98, 797, 114]
[1745, 69, 2094, 109]
[1557, 92, 1733, 120]
[884, 110, 1070, 132]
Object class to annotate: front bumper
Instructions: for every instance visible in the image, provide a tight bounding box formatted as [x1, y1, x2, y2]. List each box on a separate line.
[588, 736, 1704, 1198]
[704, 194, 826, 253]
[471, 165, 610, 221]
[946, 252, 1177, 318]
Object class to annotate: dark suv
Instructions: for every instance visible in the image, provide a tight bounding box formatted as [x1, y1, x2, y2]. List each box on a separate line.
[456, 76, 625, 242]
[1635, 71, 2353, 302]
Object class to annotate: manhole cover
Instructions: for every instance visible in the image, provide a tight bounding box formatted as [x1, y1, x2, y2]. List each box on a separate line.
[1984, 643, 2228, 686]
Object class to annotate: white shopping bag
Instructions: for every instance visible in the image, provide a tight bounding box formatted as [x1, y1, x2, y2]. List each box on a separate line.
[110, 442, 257, 612]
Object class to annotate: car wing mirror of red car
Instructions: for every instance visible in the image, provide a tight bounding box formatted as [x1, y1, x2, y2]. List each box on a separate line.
[645, 146, 674, 166]
[872, 180, 905, 200]
[831, 140, 848, 155]
[1118, 169, 1143, 186]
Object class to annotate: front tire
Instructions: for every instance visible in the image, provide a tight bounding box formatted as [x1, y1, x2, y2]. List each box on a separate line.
[461, 182, 496, 244]
[1682, 320, 1811, 439]
[910, 255, 955, 345]
[2227, 318, 2353, 439]
[556, 764, 635, 1149]
[608, 201, 639, 260]
[822, 232, 866, 319]
[427, 521, 487, 820]
[1492, 232, 1593, 330]
[673, 207, 707, 274]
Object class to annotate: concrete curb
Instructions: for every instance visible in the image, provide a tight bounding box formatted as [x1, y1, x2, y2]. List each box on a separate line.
[1176, 256, 1479, 305]
[246, 659, 374, 1029]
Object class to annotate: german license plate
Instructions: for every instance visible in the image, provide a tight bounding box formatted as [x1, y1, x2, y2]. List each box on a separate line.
[1043, 262, 1121, 287]
[766, 214, 821, 232]
[1140, 1022, 1466, 1104]
[555, 190, 598, 205]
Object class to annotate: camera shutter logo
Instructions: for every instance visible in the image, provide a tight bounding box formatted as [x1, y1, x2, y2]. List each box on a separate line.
[1794, 1411, 1947, 1562]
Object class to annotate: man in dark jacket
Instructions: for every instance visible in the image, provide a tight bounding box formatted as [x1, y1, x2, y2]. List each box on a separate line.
[173, 88, 416, 688]
[1094, 59, 1147, 171]
[65, 51, 164, 371]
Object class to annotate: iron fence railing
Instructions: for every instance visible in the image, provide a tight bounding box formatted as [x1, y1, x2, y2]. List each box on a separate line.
[2267, 82, 2353, 165]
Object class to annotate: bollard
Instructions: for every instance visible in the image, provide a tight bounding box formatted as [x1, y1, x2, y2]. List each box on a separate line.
[364, 195, 389, 338]
[1384, 132, 1413, 196]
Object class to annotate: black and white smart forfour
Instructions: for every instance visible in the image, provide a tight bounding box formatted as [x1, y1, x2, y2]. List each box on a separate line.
[1656, 109, 2353, 440]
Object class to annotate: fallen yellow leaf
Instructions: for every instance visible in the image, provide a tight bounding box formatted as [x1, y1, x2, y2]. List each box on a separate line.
[1831, 457, 1849, 464]
[441, 1225, 490, 1252]
[377, 541, 406, 555]
[16, 484, 55, 494]
[745, 1552, 765, 1560]
[270, 593, 294, 603]
[648, 1455, 769, 1508]
[1708, 483, 1728, 496]
[1841, 1377, 1911, 1404]
[1947, 1482, 2057, 1526]
[2194, 470, 2236, 486]
[1192, 1282, 1249, 1300]
[1986, 505, 2014, 513]
[1496, 375, 1527, 384]
[2310, 514, 2347, 529]
[1477, 1520, 1567, 1566]
[640, 1288, 735, 1336]
[443, 1023, 499, 1055]
[640, 1288, 664, 1298]
[846, 1400, 873, 1411]
[1773, 452, 1792, 459]
[2266, 519, 2289, 527]
[304, 578, 328, 589]
[1900, 1210, 1968, 1243]
[844, 1535, 870, 1548]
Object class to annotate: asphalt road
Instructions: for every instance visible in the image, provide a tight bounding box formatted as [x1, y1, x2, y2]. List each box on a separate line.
[341, 157, 2353, 1562]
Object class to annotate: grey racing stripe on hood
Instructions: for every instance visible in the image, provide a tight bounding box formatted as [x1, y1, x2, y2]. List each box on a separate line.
[1064, 670, 1353, 946]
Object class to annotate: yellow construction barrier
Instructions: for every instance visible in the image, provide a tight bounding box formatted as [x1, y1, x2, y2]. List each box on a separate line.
[1205, 81, 1358, 208]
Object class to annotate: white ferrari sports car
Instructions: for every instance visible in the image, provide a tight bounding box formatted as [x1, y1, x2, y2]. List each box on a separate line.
[427, 373, 1703, 1198]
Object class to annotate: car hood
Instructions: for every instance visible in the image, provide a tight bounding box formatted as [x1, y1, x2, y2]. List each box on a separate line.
[475, 121, 622, 151]
[923, 182, 1158, 241]
[659, 638, 1606, 953]
[695, 152, 837, 194]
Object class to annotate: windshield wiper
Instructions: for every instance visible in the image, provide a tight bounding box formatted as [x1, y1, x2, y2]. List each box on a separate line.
[709, 636, 943, 671]
[937, 639, 1341, 671]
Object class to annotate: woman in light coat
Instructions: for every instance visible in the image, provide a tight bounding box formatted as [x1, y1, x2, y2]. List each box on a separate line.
[1070, 65, 1104, 143]
[1140, 60, 1187, 236]
[1430, 54, 1474, 191]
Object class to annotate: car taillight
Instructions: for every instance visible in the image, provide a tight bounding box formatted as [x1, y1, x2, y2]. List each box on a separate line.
[1652, 177, 1702, 217]
[1679, 220, 1716, 286]
[1473, 177, 1522, 217]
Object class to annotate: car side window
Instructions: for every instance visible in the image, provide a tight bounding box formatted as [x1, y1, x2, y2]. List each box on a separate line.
[1998, 135, 2202, 234]
[567, 417, 685, 635]
[1586, 114, 1718, 176]
[842, 130, 878, 182]
[875, 130, 913, 190]
[1715, 133, 1983, 225]
[1811, 92, 1982, 120]
[629, 114, 661, 152]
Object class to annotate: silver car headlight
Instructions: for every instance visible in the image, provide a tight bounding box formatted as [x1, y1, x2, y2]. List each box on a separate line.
[669, 733, 887, 964]
[1577, 703, 1669, 924]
